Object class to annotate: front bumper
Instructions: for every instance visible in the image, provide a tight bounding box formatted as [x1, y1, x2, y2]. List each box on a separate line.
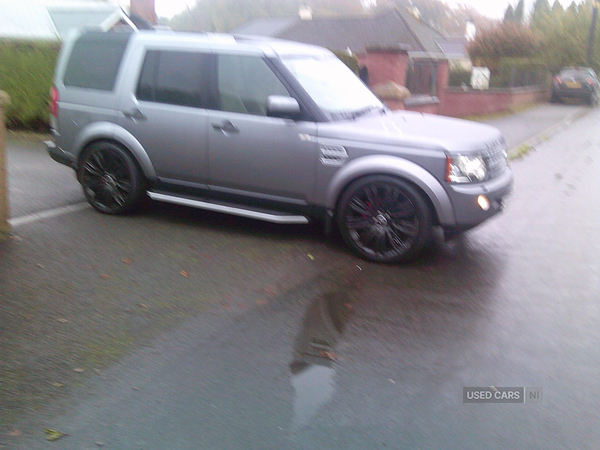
[45, 140, 77, 169]
[443, 168, 513, 233]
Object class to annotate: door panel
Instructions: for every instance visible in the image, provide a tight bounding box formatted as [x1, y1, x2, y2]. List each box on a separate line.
[118, 49, 209, 183]
[208, 54, 318, 201]
[208, 111, 317, 200]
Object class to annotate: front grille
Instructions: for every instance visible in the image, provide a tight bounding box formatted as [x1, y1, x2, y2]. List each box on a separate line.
[483, 138, 508, 178]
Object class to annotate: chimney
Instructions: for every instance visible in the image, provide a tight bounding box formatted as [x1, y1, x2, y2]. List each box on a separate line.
[299, 5, 313, 20]
[130, 0, 157, 25]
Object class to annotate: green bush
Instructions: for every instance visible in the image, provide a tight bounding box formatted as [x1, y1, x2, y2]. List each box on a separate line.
[489, 57, 551, 89]
[0, 40, 60, 130]
[448, 68, 472, 87]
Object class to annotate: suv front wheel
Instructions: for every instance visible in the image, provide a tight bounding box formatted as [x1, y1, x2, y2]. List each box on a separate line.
[78, 141, 146, 214]
[337, 175, 432, 263]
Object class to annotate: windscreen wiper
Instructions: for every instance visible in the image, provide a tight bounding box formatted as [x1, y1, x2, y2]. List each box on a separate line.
[350, 105, 386, 120]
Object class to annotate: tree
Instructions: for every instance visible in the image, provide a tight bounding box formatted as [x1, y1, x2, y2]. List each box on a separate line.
[531, 0, 552, 30]
[503, 5, 515, 23]
[514, 0, 525, 23]
[533, 0, 599, 72]
[551, 0, 565, 15]
[467, 23, 540, 72]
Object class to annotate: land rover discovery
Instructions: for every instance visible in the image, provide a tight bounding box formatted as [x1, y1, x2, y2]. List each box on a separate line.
[46, 30, 513, 263]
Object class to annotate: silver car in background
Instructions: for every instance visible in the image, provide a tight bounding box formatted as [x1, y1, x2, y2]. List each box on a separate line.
[46, 30, 513, 263]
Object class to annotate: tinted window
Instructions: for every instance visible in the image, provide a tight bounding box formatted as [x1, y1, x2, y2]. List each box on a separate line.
[217, 55, 289, 115]
[136, 50, 207, 108]
[559, 68, 597, 80]
[64, 33, 131, 91]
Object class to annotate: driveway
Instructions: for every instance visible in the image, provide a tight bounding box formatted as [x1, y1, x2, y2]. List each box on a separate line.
[1, 104, 599, 449]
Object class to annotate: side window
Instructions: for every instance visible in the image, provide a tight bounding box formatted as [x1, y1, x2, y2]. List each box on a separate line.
[136, 50, 207, 108]
[64, 33, 130, 91]
[217, 55, 289, 115]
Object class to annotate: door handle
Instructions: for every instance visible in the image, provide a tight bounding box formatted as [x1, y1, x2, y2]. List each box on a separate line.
[122, 108, 147, 122]
[211, 120, 239, 135]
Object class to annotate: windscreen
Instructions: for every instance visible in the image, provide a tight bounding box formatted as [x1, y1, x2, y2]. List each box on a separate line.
[282, 55, 384, 120]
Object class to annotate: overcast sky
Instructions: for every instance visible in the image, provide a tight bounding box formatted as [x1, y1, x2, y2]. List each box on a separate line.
[149, 0, 582, 19]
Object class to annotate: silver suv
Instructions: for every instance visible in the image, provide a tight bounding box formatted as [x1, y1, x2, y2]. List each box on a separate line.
[47, 30, 513, 263]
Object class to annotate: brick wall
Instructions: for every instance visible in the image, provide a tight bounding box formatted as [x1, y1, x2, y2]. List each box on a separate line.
[358, 47, 547, 118]
[440, 86, 549, 118]
[358, 46, 409, 87]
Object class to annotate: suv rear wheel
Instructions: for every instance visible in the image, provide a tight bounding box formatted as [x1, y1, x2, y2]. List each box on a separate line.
[78, 141, 146, 214]
[337, 175, 432, 263]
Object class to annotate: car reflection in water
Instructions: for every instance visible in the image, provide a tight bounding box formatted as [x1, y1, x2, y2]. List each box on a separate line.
[290, 290, 354, 430]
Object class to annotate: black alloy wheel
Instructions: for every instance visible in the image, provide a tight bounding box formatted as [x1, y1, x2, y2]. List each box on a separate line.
[337, 175, 432, 263]
[78, 141, 145, 214]
[588, 89, 599, 106]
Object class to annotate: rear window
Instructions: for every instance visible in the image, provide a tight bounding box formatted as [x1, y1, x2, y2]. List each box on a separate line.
[559, 68, 596, 79]
[63, 32, 131, 91]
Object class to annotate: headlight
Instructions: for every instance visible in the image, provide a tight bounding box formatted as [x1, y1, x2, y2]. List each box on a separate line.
[446, 154, 488, 183]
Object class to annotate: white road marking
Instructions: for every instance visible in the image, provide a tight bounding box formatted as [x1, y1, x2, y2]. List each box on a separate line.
[8, 202, 90, 227]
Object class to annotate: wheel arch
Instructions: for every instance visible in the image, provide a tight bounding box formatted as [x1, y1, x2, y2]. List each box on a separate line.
[326, 155, 456, 226]
[73, 122, 157, 181]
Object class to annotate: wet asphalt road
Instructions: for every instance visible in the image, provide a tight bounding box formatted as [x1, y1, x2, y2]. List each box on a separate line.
[2, 105, 600, 449]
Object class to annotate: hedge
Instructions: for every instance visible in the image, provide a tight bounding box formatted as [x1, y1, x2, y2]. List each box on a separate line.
[0, 40, 60, 130]
[489, 57, 551, 89]
[448, 67, 472, 87]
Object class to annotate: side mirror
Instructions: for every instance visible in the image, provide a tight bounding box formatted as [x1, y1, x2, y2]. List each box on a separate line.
[267, 95, 300, 119]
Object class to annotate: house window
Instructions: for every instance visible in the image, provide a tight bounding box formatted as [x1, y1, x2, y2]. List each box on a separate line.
[405, 59, 438, 97]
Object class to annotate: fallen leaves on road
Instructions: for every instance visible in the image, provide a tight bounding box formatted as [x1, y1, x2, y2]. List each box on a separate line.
[319, 350, 338, 361]
[51, 382, 63, 388]
[7, 429, 21, 437]
[180, 270, 189, 278]
[99, 273, 110, 279]
[121, 257, 132, 265]
[36, 263, 46, 269]
[256, 299, 268, 306]
[44, 428, 68, 441]
[307, 253, 315, 260]
[56, 318, 68, 323]
[73, 368, 85, 373]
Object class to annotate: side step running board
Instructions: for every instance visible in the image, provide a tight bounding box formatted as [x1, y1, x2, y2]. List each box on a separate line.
[148, 192, 309, 224]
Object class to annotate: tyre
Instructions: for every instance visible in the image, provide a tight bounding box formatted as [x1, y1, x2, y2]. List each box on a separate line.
[588, 89, 599, 106]
[550, 91, 560, 104]
[336, 175, 433, 263]
[77, 141, 146, 214]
